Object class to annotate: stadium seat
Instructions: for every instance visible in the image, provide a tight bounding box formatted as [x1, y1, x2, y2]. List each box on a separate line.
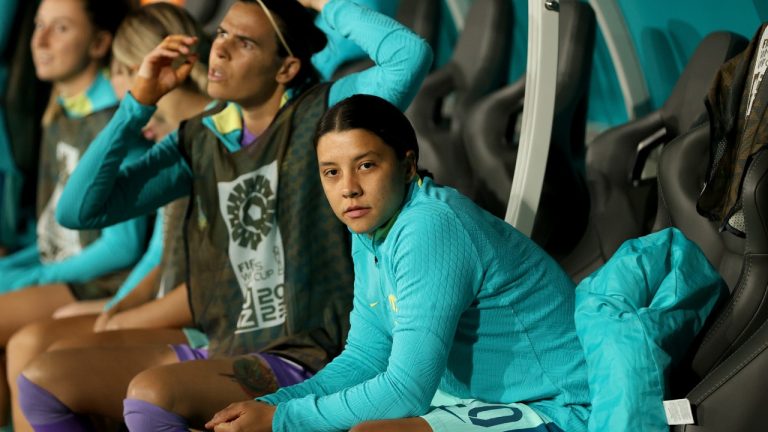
[408, 0, 511, 196]
[462, 0, 596, 257]
[560, 31, 748, 280]
[184, 0, 234, 35]
[658, 125, 768, 431]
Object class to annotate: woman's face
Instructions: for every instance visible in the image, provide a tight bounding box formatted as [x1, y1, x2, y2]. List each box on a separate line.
[141, 109, 175, 142]
[317, 129, 414, 234]
[110, 59, 135, 99]
[31, 0, 102, 85]
[207, 2, 290, 108]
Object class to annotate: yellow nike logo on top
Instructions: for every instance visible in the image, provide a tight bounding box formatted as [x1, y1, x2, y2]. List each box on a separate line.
[388, 295, 398, 313]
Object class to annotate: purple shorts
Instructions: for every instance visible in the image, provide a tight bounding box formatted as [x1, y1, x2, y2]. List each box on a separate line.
[170, 344, 313, 387]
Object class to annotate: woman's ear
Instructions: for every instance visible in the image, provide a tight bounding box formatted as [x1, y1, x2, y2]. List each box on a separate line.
[403, 150, 418, 181]
[89, 31, 113, 62]
[276, 56, 301, 85]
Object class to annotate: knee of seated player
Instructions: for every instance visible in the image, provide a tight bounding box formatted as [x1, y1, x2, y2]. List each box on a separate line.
[126, 366, 179, 411]
[8, 321, 50, 357]
[20, 350, 62, 389]
[8, 321, 57, 375]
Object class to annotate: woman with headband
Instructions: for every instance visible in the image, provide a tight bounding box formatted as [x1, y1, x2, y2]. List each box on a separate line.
[18, 0, 432, 431]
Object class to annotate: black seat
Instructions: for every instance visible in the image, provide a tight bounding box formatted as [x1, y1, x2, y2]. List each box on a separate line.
[184, 0, 235, 35]
[408, 0, 512, 195]
[395, 0, 439, 51]
[644, 25, 768, 430]
[462, 0, 596, 257]
[654, 125, 768, 431]
[560, 31, 748, 280]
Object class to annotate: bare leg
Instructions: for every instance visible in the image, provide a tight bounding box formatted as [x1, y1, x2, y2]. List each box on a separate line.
[350, 418, 433, 432]
[7, 315, 97, 432]
[0, 284, 76, 345]
[127, 356, 275, 429]
[22, 340, 183, 419]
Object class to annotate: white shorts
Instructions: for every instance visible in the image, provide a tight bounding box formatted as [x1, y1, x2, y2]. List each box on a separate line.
[421, 390, 565, 432]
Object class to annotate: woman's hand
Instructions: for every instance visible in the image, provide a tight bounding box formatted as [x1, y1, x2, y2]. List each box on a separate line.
[205, 400, 275, 432]
[131, 35, 199, 106]
[92, 308, 115, 332]
[53, 299, 108, 319]
[297, 0, 329, 12]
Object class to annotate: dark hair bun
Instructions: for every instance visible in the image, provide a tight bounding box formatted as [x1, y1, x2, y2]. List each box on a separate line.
[260, 0, 327, 58]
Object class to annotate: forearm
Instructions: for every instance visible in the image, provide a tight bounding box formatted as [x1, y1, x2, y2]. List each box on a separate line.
[57, 93, 192, 229]
[325, 0, 433, 109]
[259, 325, 386, 405]
[106, 211, 165, 309]
[106, 282, 192, 330]
[106, 265, 162, 312]
[258, 291, 390, 406]
[0, 243, 40, 269]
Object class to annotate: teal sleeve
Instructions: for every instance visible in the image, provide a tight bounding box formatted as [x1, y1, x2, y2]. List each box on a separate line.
[258, 290, 392, 406]
[324, 0, 433, 110]
[0, 243, 39, 270]
[268, 213, 479, 431]
[20, 138, 151, 286]
[311, 0, 399, 80]
[105, 210, 165, 310]
[26, 210, 147, 287]
[56, 92, 193, 230]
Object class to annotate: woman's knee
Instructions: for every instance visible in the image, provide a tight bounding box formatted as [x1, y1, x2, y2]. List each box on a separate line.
[7, 321, 54, 368]
[126, 366, 178, 410]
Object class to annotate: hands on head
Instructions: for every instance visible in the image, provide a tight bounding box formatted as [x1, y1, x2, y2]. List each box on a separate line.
[131, 35, 200, 106]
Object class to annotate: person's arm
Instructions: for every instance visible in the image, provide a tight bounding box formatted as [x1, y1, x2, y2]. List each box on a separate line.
[52, 298, 109, 319]
[105, 210, 165, 310]
[104, 282, 193, 331]
[24, 207, 149, 286]
[93, 265, 162, 332]
[259, 288, 392, 405]
[319, 0, 433, 110]
[310, 0, 398, 80]
[0, 243, 40, 270]
[56, 93, 192, 230]
[206, 282, 393, 431]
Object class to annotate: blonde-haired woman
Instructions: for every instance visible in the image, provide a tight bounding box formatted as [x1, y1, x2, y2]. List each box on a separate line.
[5, 3, 212, 432]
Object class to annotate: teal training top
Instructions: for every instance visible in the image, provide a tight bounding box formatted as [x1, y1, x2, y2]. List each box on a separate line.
[259, 178, 591, 432]
[0, 72, 147, 291]
[311, 0, 399, 80]
[56, 0, 432, 230]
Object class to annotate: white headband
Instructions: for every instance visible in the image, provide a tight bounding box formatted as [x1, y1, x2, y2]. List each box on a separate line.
[253, 0, 295, 58]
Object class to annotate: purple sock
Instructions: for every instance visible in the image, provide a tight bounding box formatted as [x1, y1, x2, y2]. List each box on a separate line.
[17, 374, 93, 432]
[123, 398, 188, 432]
